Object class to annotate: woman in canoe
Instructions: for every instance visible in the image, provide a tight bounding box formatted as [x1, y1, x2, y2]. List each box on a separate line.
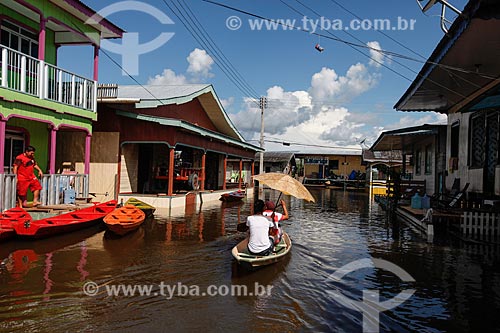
[246, 200, 275, 256]
[263, 200, 289, 244]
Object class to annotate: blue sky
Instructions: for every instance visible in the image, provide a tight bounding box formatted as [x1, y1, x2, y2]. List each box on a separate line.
[60, 0, 468, 153]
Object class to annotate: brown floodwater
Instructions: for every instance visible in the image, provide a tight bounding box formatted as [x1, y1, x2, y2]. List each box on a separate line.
[1, 188, 500, 332]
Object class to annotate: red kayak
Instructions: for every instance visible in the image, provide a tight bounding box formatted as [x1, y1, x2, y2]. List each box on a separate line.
[0, 208, 31, 242]
[13, 200, 117, 239]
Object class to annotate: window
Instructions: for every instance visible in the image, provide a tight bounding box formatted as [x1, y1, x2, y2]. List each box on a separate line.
[470, 113, 486, 168]
[329, 159, 339, 170]
[425, 145, 432, 174]
[0, 20, 39, 58]
[415, 150, 421, 175]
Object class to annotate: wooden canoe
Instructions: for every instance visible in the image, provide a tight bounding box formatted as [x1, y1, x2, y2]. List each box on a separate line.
[124, 198, 156, 217]
[13, 200, 117, 239]
[104, 205, 146, 236]
[220, 190, 245, 202]
[231, 232, 292, 268]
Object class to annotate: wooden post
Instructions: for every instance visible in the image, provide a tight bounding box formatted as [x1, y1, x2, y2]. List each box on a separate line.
[201, 152, 206, 191]
[168, 147, 174, 196]
[238, 159, 243, 189]
[84, 134, 91, 175]
[49, 127, 57, 174]
[0, 119, 5, 173]
[223, 156, 227, 190]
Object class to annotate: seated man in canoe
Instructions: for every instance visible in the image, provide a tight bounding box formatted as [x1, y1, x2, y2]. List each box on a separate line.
[264, 200, 289, 244]
[246, 200, 275, 256]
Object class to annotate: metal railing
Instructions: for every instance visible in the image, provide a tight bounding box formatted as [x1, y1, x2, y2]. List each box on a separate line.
[0, 45, 97, 112]
[97, 83, 118, 98]
[0, 174, 17, 212]
[40, 174, 89, 206]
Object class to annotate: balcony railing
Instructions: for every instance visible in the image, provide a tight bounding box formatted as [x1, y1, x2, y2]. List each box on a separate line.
[0, 174, 90, 211]
[0, 45, 97, 112]
[40, 174, 89, 206]
[0, 174, 17, 212]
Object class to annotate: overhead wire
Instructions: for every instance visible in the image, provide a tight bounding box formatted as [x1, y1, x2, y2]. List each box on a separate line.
[248, 138, 363, 150]
[177, 0, 261, 98]
[162, 0, 261, 107]
[202, 0, 499, 81]
[205, 0, 468, 101]
[288, 0, 414, 83]
[325, 0, 482, 89]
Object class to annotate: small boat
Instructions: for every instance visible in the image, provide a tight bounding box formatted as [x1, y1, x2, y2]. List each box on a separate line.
[0, 223, 15, 242]
[124, 197, 156, 217]
[13, 200, 117, 239]
[220, 190, 246, 202]
[104, 205, 146, 236]
[0, 208, 32, 242]
[231, 231, 292, 269]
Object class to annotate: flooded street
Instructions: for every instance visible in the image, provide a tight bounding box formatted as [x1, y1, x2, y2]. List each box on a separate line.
[1, 189, 500, 332]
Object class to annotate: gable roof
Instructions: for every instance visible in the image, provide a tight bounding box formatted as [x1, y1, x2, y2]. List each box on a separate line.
[103, 84, 245, 141]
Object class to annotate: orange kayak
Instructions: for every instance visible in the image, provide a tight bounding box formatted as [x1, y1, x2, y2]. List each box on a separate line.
[104, 205, 145, 236]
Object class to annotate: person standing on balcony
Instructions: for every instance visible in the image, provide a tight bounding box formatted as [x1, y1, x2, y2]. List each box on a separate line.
[13, 145, 43, 207]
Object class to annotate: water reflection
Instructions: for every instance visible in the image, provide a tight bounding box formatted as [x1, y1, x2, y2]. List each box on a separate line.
[0, 191, 499, 332]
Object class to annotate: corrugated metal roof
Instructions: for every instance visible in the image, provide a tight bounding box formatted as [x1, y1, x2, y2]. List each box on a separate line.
[258, 151, 296, 163]
[116, 111, 261, 152]
[106, 84, 244, 142]
[116, 84, 210, 100]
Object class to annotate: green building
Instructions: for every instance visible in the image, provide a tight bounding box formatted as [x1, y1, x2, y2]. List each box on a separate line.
[0, 0, 123, 209]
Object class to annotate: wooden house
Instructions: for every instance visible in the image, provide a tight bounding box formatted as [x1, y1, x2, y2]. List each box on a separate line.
[0, 0, 123, 209]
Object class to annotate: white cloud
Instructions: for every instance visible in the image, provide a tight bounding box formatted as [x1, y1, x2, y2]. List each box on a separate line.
[383, 113, 448, 131]
[367, 41, 385, 68]
[147, 48, 215, 85]
[310, 64, 379, 102]
[230, 61, 382, 148]
[220, 97, 234, 109]
[147, 68, 187, 85]
[187, 48, 214, 78]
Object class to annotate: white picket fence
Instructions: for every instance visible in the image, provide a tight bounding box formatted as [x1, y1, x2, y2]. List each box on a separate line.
[461, 211, 500, 240]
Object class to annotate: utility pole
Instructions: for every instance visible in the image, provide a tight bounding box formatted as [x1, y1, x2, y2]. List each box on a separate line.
[258, 96, 267, 200]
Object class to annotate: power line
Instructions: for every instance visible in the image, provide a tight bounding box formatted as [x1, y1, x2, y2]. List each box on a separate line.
[202, 0, 499, 81]
[289, 0, 414, 83]
[325, 0, 482, 90]
[177, 0, 261, 98]
[248, 138, 363, 150]
[163, 0, 260, 107]
[289, 0, 476, 98]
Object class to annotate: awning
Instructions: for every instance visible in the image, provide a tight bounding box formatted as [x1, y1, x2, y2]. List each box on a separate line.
[116, 110, 262, 152]
[395, 0, 500, 113]
[370, 125, 444, 151]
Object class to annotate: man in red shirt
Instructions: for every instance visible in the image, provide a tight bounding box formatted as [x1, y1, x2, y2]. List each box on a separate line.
[13, 146, 43, 207]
